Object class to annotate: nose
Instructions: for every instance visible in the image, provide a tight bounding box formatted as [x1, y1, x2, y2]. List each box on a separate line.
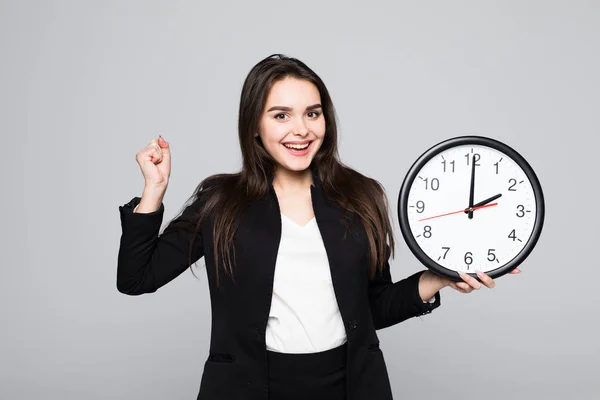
[292, 116, 309, 136]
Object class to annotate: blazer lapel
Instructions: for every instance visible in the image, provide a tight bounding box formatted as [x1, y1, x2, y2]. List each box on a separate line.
[309, 167, 363, 331]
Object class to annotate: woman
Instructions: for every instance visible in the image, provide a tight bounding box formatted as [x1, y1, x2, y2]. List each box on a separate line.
[117, 54, 518, 400]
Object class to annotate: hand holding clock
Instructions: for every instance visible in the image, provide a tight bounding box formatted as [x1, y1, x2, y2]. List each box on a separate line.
[419, 267, 521, 299]
[450, 268, 521, 293]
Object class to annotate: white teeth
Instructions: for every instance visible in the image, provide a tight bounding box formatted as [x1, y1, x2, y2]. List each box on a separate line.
[284, 143, 309, 150]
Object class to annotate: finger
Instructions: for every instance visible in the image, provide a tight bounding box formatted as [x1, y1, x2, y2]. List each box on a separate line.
[157, 136, 166, 148]
[146, 139, 163, 159]
[509, 268, 521, 274]
[475, 271, 495, 289]
[158, 135, 171, 160]
[147, 146, 163, 163]
[136, 147, 159, 163]
[458, 285, 473, 294]
[144, 139, 160, 155]
[450, 281, 472, 293]
[458, 272, 482, 290]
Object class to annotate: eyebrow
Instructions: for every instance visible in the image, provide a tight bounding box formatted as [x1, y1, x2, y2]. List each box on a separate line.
[266, 104, 322, 112]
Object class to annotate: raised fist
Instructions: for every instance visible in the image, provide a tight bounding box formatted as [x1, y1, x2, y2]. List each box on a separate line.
[135, 136, 171, 189]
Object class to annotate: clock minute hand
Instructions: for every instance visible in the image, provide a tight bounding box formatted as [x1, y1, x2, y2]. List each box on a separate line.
[468, 154, 476, 219]
[464, 193, 503, 214]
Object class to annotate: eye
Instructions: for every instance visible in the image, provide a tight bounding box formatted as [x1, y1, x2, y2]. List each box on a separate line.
[307, 111, 321, 118]
[274, 113, 288, 120]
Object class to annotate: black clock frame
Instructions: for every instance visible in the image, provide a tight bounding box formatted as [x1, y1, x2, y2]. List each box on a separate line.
[398, 135, 545, 282]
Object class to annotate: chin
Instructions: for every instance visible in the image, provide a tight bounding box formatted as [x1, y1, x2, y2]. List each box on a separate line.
[282, 163, 312, 172]
[276, 158, 312, 173]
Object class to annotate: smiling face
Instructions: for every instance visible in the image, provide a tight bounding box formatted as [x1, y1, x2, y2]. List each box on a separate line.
[257, 77, 326, 176]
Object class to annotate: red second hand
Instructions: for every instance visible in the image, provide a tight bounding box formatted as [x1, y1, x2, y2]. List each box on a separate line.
[418, 203, 498, 222]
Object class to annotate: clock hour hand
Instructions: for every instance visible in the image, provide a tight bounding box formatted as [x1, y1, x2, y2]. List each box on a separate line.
[467, 154, 476, 219]
[464, 193, 503, 214]
[473, 193, 502, 208]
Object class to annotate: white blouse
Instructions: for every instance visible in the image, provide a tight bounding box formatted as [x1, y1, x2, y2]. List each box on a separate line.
[265, 213, 347, 354]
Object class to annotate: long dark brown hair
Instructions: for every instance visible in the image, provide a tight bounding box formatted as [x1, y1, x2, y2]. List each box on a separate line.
[166, 54, 395, 285]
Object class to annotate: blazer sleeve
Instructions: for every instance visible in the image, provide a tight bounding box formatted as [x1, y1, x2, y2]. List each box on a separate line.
[116, 195, 205, 295]
[368, 245, 441, 330]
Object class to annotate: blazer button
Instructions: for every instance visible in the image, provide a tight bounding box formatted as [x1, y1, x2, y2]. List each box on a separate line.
[347, 320, 357, 331]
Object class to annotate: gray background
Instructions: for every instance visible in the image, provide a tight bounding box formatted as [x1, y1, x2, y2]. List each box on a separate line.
[2, 0, 598, 399]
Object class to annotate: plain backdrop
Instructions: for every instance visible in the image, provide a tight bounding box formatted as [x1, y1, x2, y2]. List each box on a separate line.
[1, 1, 599, 399]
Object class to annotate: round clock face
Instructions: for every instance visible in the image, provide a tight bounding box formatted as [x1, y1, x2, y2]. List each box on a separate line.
[398, 136, 545, 281]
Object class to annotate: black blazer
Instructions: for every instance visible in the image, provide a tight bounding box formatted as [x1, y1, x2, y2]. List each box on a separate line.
[117, 167, 441, 400]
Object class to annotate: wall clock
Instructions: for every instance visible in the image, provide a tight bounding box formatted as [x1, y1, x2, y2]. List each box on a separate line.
[398, 136, 545, 281]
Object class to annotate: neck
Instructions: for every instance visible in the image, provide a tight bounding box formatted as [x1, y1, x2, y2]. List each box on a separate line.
[272, 167, 313, 193]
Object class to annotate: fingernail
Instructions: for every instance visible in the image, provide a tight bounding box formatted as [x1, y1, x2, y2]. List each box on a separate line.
[159, 134, 163, 140]
[475, 270, 484, 277]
